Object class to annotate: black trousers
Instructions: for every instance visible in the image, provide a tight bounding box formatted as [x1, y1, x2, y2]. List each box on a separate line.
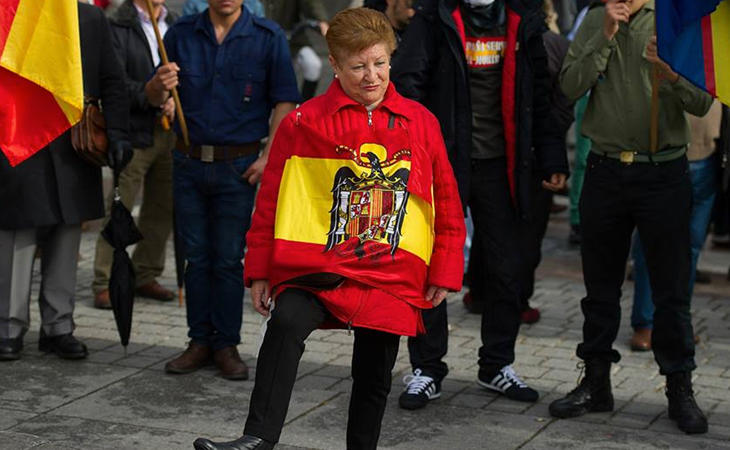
[577, 153, 696, 374]
[244, 288, 400, 449]
[406, 300, 449, 381]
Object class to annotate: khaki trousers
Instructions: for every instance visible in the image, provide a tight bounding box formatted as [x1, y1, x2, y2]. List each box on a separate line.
[92, 126, 175, 293]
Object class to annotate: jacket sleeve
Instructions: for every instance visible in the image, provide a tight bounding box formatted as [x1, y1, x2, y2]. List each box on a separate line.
[560, 8, 616, 102]
[244, 113, 296, 286]
[530, 24, 569, 178]
[110, 27, 150, 113]
[97, 9, 129, 145]
[426, 114, 465, 291]
[391, 12, 437, 103]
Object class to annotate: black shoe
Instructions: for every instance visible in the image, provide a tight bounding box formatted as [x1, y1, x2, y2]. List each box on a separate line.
[193, 435, 274, 450]
[568, 224, 581, 246]
[478, 365, 539, 402]
[38, 331, 88, 359]
[0, 338, 22, 361]
[549, 360, 614, 418]
[666, 372, 708, 434]
[398, 369, 441, 410]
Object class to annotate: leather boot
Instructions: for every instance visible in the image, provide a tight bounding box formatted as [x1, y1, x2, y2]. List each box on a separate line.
[214, 346, 249, 380]
[193, 435, 274, 450]
[165, 342, 212, 374]
[666, 372, 708, 434]
[549, 359, 613, 418]
[0, 338, 22, 361]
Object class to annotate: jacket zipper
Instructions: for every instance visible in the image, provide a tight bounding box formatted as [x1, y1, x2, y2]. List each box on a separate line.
[346, 292, 366, 335]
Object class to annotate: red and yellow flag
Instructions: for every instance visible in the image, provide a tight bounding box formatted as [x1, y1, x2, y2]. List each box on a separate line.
[0, 0, 83, 166]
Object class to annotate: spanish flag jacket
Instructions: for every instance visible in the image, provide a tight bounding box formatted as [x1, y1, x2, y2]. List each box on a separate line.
[244, 80, 465, 336]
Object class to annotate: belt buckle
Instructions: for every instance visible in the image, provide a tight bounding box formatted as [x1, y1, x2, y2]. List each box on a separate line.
[200, 145, 215, 163]
[619, 151, 634, 165]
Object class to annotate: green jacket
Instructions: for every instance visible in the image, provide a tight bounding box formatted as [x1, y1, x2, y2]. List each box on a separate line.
[560, 0, 713, 154]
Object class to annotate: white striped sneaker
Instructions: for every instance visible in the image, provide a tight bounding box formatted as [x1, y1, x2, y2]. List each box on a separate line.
[398, 368, 441, 410]
[477, 365, 539, 402]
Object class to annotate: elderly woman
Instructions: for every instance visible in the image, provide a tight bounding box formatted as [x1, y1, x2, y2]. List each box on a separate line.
[194, 8, 465, 450]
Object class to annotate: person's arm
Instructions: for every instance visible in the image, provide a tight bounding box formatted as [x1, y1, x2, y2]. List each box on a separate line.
[530, 27, 569, 188]
[242, 101, 296, 184]
[244, 114, 297, 290]
[559, 6, 618, 101]
[390, 11, 437, 102]
[426, 113, 466, 300]
[97, 8, 129, 148]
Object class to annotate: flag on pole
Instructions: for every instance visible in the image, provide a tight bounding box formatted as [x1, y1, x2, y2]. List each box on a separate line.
[0, 0, 83, 166]
[657, 0, 730, 105]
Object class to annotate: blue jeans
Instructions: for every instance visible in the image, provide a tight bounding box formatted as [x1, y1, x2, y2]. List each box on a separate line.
[631, 154, 718, 329]
[173, 150, 257, 350]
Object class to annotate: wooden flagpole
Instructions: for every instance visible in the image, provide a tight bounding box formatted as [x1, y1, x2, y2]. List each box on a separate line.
[144, 0, 189, 147]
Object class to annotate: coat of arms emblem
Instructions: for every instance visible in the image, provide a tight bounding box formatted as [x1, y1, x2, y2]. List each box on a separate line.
[326, 143, 411, 259]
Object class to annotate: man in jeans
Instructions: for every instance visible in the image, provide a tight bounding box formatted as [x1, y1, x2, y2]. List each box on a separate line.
[92, 0, 178, 309]
[159, 0, 299, 380]
[549, 0, 712, 435]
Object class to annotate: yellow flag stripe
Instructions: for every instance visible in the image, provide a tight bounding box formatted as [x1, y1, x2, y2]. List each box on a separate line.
[274, 156, 435, 264]
[0, 0, 83, 125]
[711, 2, 730, 104]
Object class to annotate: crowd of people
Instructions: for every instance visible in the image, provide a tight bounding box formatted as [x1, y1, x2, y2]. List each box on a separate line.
[1, 0, 729, 448]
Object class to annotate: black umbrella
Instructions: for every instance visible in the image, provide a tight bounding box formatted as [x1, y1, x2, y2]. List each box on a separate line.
[102, 141, 140, 354]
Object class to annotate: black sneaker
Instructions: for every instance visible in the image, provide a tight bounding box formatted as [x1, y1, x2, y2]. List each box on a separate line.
[398, 369, 441, 410]
[478, 365, 539, 402]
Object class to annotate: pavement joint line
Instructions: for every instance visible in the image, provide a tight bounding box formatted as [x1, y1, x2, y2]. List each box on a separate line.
[282, 391, 344, 427]
[12, 365, 148, 422]
[514, 416, 556, 449]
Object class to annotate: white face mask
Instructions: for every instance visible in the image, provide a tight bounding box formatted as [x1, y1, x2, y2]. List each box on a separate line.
[463, 0, 496, 6]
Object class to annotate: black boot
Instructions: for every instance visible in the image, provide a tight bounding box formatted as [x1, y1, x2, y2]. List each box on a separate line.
[193, 435, 274, 450]
[549, 359, 613, 418]
[300, 80, 318, 102]
[666, 372, 708, 434]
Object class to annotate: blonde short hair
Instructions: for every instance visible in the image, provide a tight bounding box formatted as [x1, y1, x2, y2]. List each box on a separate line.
[326, 8, 397, 62]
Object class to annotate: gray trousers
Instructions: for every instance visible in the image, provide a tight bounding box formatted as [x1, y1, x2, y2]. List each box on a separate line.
[0, 224, 81, 340]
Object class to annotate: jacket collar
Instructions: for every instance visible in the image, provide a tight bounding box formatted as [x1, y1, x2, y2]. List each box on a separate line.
[194, 6, 253, 43]
[112, 0, 176, 27]
[326, 79, 410, 118]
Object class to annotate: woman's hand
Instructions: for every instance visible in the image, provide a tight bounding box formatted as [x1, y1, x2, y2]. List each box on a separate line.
[251, 280, 271, 316]
[426, 285, 449, 307]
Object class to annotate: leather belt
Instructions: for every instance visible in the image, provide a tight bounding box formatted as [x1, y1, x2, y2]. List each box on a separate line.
[590, 146, 686, 165]
[176, 140, 260, 162]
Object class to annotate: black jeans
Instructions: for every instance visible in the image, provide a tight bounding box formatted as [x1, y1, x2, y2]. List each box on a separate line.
[406, 301, 449, 381]
[244, 288, 400, 449]
[577, 153, 696, 374]
[470, 158, 527, 375]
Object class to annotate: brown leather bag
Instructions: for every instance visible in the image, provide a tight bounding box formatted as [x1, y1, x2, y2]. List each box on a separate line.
[71, 97, 108, 166]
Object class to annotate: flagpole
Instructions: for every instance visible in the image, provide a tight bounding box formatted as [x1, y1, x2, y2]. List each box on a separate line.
[144, 0, 190, 147]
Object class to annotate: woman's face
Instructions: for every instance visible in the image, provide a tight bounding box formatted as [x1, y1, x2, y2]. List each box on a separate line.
[330, 43, 390, 108]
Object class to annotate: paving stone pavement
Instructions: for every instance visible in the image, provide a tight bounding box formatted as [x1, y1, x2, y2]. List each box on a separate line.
[2, 206, 729, 449]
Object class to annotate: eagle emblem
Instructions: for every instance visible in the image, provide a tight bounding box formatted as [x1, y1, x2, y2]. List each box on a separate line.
[325, 143, 411, 259]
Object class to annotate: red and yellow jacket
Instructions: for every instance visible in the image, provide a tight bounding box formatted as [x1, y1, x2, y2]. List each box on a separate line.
[244, 80, 465, 336]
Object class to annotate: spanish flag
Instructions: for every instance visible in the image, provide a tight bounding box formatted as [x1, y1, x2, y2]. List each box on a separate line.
[0, 0, 83, 166]
[657, 0, 730, 105]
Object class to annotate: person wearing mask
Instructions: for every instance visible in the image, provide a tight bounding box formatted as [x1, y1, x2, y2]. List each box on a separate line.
[0, 2, 129, 361]
[391, 0, 568, 410]
[91, 0, 178, 309]
[549, 0, 712, 435]
[192, 8, 465, 449]
[159, 0, 300, 381]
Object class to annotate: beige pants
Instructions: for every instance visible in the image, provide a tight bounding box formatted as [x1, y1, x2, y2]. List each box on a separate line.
[92, 126, 175, 294]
